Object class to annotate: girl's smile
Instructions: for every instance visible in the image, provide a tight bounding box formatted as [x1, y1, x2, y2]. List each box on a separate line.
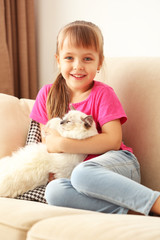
[70, 74, 87, 80]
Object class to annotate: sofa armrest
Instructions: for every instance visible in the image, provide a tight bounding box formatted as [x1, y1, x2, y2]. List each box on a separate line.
[0, 94, 34, 158]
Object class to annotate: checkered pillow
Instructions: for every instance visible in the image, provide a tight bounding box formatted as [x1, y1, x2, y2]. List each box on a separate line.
[26, 120, 42, 145]
[15, 120, 47, 203]
[16, 185, 47, 203]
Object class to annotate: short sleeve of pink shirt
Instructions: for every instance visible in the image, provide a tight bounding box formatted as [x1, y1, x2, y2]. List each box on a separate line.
[70, 81, 127, 132]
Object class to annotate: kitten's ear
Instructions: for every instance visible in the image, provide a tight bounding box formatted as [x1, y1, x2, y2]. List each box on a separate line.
[81, 116, 93, 129]
[70, 104, 76, 111]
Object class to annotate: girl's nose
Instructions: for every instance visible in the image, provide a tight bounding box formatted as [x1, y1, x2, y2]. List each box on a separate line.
[73, 61, 84, 70]
[73, 66, 84, 70]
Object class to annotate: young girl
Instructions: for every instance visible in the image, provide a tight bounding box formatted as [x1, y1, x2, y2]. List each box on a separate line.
[24, 20, 160, 215]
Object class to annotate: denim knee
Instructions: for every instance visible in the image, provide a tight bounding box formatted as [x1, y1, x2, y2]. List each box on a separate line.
[45, 179, 68, 206]
[71, 160, 100, 191]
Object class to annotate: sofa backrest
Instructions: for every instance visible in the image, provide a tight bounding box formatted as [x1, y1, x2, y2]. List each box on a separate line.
[106, 57, 160, 191]
[0, 93, 34, 159]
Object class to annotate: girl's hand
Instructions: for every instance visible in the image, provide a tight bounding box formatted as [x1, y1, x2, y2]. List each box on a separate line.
[44, 128, 63, 153]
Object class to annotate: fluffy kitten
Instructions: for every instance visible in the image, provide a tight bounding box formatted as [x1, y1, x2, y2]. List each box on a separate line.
[0, 109, 98, 198]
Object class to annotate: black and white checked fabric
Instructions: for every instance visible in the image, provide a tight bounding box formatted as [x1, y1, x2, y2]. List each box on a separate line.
[16, 185, 47, 203]
[15, 120, 47, 203]
[26, 120, 42, 145]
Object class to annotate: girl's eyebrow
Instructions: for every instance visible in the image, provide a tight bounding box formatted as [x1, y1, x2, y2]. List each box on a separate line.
[64, 52, 95, 56]
[84, 53, 95, 56]
[64, 52, 73, 55]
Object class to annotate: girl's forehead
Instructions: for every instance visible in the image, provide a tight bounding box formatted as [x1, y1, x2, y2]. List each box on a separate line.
[60, 36, 97, 53]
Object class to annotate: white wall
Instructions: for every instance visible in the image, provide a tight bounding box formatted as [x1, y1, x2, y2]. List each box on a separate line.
[34, 0, 160, 88]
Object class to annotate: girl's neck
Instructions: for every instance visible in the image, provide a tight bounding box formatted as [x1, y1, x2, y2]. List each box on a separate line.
[70, 81, 94, 104]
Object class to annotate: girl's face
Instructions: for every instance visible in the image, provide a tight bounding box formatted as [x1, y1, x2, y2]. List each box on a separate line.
[56, 37, 101, 93]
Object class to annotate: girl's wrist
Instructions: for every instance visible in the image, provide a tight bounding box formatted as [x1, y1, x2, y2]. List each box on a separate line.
[45, 132, 63, 153]
[58, 136, 69, 153]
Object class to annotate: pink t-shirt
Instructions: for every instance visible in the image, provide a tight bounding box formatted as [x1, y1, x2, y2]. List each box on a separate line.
[30, 81, 133, 156]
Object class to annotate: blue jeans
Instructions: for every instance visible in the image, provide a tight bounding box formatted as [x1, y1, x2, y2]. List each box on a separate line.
[45, 150, 160, 215]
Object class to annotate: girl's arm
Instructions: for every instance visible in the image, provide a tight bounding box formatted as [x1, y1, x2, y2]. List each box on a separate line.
[45, 119, 122, 155]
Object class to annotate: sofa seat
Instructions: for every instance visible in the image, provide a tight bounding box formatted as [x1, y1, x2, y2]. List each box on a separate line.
[28, 214, 160, 240]
[0, 197, 160, 240]
[0, 197, 94, 240]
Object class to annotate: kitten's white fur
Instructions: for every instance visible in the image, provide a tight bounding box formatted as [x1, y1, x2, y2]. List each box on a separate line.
[0, 110, 98, 198]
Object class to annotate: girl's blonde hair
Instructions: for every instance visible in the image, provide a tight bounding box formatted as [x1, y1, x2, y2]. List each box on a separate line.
[47, 20, 104, 119]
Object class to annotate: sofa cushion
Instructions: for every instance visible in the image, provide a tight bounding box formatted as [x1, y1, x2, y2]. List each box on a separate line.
[27, 213, 160, 240]
[0, 94, 34, 158]
[0, 197, 94, 240]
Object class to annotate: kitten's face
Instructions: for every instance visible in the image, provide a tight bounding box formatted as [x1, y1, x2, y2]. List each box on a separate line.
[46, 109, 97, 139]
[60, 110, 93, 132]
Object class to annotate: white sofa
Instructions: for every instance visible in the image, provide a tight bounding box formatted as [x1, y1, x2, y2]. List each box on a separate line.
[0, 58, 160, 240]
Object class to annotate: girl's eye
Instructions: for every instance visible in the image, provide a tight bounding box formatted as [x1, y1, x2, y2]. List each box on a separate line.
[84, 57, 92, 61]
[65, 56, 73, 60]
